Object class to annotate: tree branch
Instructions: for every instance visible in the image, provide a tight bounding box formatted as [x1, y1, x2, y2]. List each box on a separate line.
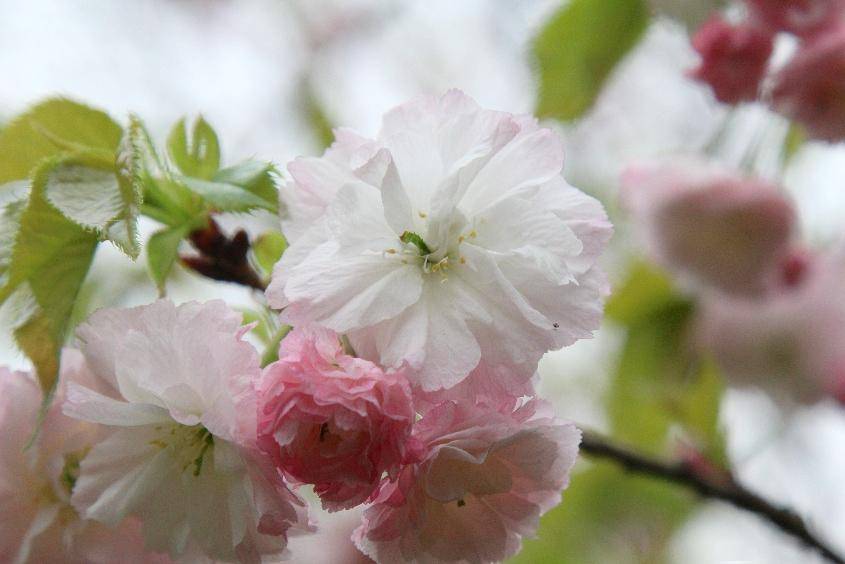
[579, 430, 844, 564]
[181, 217, 267, 291]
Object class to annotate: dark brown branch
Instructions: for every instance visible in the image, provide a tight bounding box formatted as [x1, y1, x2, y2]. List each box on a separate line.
[580, 430, 844, 564]
[181, 217, 267, 291]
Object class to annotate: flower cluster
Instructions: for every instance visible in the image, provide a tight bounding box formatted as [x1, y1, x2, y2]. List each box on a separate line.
[2, 91, 611, 563]
[689, 0, 845, 141]
[622, 158, 845, 406]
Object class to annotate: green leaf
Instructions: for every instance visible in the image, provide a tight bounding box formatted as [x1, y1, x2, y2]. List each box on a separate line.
[213, 160, 279, 211]
[533, 0, 650, 121]
[167, 117, 221, 180]
[606, 261, 681, 328]
[605, 262, 727, 462]
[251, 230, 287, 275]
[302, 80, 335, 150]
[0, 98, 123, 183]
[147, 223, 193, 295]
[179, 176, 275, 213]
[0, 181, 30, 287]
[43, 152, 141, 258]
[513, 462, 695, 564]
[0, 158, 99, 392]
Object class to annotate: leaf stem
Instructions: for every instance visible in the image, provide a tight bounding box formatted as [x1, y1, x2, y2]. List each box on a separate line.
[579, 430, 844, 564]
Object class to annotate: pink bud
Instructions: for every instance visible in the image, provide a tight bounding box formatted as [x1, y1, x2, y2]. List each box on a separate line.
[689, 15, 774, 104]
[770, 25, 845, 142]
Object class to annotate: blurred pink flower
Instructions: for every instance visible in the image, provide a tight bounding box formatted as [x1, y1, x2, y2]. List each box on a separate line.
[746, 0, 845, 37]
[269, 89, 612, 392]
[257, 327, 416, 511]
[353, 400, 580, 563]
[770, 25, 845, 142]
[0, 352, 168, 564]
[696, 246, 845, 404]
[622, 160, 796, 296]
[62, 300, 311, 562]
[690, 15, 774, 103]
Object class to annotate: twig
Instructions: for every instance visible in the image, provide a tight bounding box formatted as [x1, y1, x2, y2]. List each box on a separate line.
[579, 430, 844, 564]
[181, 217, 267, 291]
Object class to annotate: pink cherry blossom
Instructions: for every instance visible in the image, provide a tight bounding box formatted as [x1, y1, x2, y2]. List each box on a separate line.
[62, 300, 312, 562]
[770, 25, 845, 142]
[695, 246, 845, 404]
[746, 0, 845, 37]
[268, 90, 612, 393]
[622, 159, 796, 296]
[353, 400, 580, 563]
[257, 327, 415, 511]
[689, 15, 774, 104]
[0, 352, 169, 564]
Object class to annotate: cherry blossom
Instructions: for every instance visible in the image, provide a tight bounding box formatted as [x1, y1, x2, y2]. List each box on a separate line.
[689, 15, 774, 104]
[0, 353, 168, 564]
[770, 25, 845, 142]
[353, 399, 580, 563]
[269, 89, 612, 392]
[622, 159, 795, 296]
[257, 326, 415, 511]
[62, 300, 312, 563]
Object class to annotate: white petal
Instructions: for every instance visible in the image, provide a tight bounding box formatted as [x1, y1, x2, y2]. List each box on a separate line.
[72, 426, 176, 526]
[62, 383, 171, 427]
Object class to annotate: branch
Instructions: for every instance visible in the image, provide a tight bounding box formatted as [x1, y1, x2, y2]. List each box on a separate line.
[579, 430, 844, 564]
[181, 218, 267, 291]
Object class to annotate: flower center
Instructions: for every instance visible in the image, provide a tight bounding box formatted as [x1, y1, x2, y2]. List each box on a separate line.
[149, 424, 215, 477]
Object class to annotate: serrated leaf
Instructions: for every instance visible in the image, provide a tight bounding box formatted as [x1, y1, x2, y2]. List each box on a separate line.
[147, 223, 193, 295]
[251, 230, 287, 275]
[513, 462, 695, 564]
[167, 117, 221, 180]
[214, 160, 279, 211]
[0, 181, 30, 286]
[43, 153, 141, 258]
[179, 176, 275, 213]
[533, 0, 650, 121]
[1, 159, 99, 392]
[0, 98, 122, 183]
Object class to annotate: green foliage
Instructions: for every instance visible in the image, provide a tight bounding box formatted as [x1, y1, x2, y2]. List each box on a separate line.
[167, 117, 221, 180]
[513, 461, 695, 564]
[0, 99, 134, 393]
[0, 98, 123, 182]
[533, 0, 650, 121]
[214, 160, 280, 212]
[43, 152, 141, 258]
[1, 158, 99, 392]
[302, 80, 335, 150]
[251, 230, 287, 275]
[606, 261, 727, 462]
[147, 223, 193, 296]
[180, 176, 275, 213]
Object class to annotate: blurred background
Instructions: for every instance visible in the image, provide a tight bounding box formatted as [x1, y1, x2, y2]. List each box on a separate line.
[1, 0, 844, 562]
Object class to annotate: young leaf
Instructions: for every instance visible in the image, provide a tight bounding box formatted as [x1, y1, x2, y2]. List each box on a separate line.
[0, 158, 99, 392]
[167, 117, 221, 180]
[147, 223, 193, 295]
[533, 0, 650, 121]
[179, 176, 275, 213]
[0, 181, 30, 286]
[251, 230, 287, 275]
[0, 98, 123, 183]
[42, 153, 141, 258]
[213, 160, 279, 211]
